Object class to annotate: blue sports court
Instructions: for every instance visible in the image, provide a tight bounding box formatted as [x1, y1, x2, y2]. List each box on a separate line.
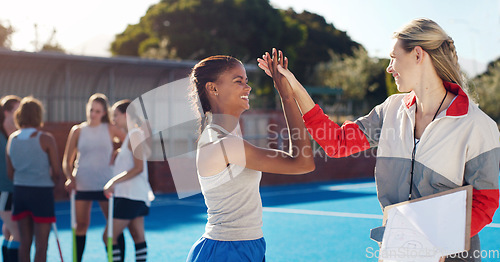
[2, 176, 497, 261]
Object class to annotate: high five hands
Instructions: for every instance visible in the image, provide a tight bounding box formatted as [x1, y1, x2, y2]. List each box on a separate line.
[257, 48, 288, 78]
[257, 48, 293, 98]
[257, 49, 304, 99]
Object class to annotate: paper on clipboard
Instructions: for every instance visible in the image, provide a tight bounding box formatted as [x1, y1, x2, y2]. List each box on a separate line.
[380, 186, 472, 262]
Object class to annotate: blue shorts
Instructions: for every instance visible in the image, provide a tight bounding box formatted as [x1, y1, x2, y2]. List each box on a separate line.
[186, 237, 265, 262]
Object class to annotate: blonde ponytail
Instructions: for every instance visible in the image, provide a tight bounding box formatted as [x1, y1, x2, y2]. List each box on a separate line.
[394, 18, 466, 90]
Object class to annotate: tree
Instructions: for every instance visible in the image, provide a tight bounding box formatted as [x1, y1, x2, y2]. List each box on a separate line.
[0, 20, 14, 49]
[111, 0, 306, 63]
[110, 0, 364, 109]
[112, 23, 151, 57]
[470, 58, 500, 122]
[385, 66, 399, 97]
[280, 9, 360, 84]
[39, 28, 65, 53]
[314, 48, 389, 116]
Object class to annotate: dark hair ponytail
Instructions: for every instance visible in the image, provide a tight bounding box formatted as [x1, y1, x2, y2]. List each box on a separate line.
[112, 99, 131, 114]
[111, 99, 143, 128]
[189, 55, 242, 134]
[0, 95, 21, 138]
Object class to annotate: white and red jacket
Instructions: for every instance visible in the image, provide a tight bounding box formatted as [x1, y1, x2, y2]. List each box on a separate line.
[303, 81, 499, 237]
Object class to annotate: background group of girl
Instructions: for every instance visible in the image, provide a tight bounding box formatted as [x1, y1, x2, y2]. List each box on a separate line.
[0, 93, 153, 262]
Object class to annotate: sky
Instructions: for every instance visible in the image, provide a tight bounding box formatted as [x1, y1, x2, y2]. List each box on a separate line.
[1, 0, 499, 76]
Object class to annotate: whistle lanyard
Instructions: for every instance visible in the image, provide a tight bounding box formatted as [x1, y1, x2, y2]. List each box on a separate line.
[408, 91, 448, 200]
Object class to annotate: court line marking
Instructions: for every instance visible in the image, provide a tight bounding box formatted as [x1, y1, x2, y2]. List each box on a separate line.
[54, 203, 500, 228]
[262, 207, 500, 229]
[53, 180, 500, 229]
[54, 181, 377, 215]
[260, 182, 376, 197]
[263, 207, 383, 219]
[324, 182, 376, 191]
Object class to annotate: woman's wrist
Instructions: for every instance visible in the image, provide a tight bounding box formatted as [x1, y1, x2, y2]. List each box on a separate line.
[280, 95, 295, 103]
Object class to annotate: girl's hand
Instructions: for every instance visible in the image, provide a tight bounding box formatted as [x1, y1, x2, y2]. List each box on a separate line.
[64, 178, 76, 192]
[276, 63, 304, 95]
[103, 180, 115, 199]
[257, 50, 288, 77]
[259, 49, 316, 113]
[262, 48, 293, 97]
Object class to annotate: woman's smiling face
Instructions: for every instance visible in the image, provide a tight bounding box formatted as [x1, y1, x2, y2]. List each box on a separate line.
[387, 39, 418, 93]
[212, 64, 252, 114]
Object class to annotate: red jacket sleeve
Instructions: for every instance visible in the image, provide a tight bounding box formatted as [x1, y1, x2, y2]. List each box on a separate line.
[470, 188, 499, 237]
[302, 104, 370, 158]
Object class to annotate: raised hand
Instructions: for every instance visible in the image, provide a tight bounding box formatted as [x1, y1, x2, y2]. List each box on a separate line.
[258, 49, 316, 113]
[257, 49, 288, 77]
[276, 62, 303, 94]
[261, 48, 294, 98]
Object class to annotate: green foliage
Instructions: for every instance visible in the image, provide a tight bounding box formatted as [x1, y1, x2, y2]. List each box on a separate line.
[0, 21, 14, 49]
[470, 58, 500, 122]
[385, 67, 399, 96]
[315, 48, 378, 99]
[280, 9, 360, 84]
[313, 48, 390, 115]
[111, 0, 306, 62]
[368, 58, 392, 107]
[111, 24, 151, 56]
[38, 28, 66, 53]
[109, 0, 364, 109]
[40, 43, 65, 53]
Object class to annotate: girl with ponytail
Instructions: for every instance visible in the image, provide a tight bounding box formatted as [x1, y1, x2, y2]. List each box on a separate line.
[187, 52, 315, 261]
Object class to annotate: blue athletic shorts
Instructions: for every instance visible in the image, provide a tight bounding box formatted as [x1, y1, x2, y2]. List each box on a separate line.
[186, 237, 265, 262]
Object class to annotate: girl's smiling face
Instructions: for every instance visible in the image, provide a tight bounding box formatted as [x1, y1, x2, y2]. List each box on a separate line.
[211, 64, 252, 115]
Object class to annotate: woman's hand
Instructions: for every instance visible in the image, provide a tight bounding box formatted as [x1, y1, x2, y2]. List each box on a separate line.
[103, 180, 115, 199]
[260, 49, 316, 113]
[258, 50, 305, 97]
[262, 48, 294, 98]
[257, 49, 288, 77]
[64, 177, 76, 192]
[276, 63, 304, 94]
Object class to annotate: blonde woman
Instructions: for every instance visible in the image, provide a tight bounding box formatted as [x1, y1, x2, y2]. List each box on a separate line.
[259, 19, 499, 261]
[63, 93, 126, 262]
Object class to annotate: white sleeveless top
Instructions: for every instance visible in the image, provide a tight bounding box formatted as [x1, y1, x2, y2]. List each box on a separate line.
[197, 124, 263, 241]
[9, 129, 53, 187]
[113, 129, 154, 205]
[74, 123, 113, 191]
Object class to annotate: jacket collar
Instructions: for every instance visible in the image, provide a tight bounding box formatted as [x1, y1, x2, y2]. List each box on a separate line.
[403, 81, 469, 117]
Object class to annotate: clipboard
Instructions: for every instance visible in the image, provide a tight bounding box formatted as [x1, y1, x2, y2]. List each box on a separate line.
[379, 185, 473, 261]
